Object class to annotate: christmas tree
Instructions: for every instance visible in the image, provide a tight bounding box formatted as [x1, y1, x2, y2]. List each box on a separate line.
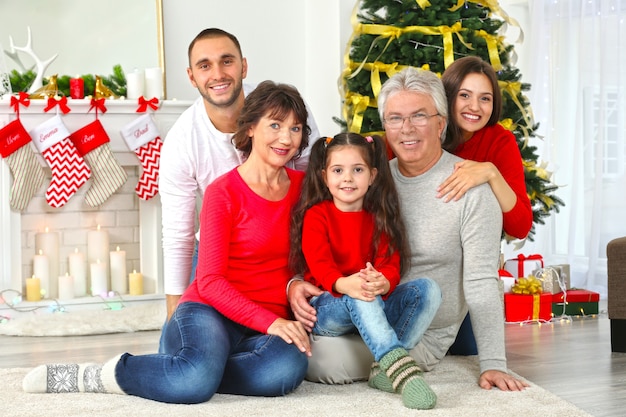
[339, 0, 564, 241]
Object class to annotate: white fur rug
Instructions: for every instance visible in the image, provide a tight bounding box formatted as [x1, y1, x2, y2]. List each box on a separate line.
[2, 356, 591, 417]
[0, 303, 165, 336]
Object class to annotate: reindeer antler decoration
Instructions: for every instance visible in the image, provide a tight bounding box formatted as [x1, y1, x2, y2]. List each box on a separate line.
[5, 27, 58, 94]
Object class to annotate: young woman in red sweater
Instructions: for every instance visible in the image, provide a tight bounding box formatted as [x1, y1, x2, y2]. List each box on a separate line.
[290, 133, 441, 410]
[23, 81, 312, 404]
[439, 56, 533, 356]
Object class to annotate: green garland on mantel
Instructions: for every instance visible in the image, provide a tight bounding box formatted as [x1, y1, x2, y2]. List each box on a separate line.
[8, 64, 127, 98]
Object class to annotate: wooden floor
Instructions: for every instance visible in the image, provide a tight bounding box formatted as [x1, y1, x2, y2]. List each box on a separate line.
[1, 302, 624, 417]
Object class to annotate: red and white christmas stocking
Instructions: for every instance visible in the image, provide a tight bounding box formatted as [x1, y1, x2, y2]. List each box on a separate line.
[120, 114, 162, 200]
[29, 115, 91, 208]
[0, 119, 46, 211]
[70, 119, 127, 207]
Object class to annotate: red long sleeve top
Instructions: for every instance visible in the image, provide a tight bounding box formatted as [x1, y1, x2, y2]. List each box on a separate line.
[302, 200, 401, 298]
[454, 123, 533, 239]
[179, 168, 304, 333]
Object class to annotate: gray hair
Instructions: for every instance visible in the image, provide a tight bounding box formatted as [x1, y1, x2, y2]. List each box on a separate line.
[377, 67, 448, 143]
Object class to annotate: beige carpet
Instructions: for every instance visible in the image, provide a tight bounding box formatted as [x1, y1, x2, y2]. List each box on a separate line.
[2, 355, 591, 417]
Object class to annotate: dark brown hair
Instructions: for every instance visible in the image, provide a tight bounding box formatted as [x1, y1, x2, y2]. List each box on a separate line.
[289, 133, 409, 277]
[187, 28, 243, 66]
[441, 56, 502, 152]
[232, 80, 310, 159]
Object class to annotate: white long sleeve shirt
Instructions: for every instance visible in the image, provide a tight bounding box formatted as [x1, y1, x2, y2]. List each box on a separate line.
[159, 83, 320, 295]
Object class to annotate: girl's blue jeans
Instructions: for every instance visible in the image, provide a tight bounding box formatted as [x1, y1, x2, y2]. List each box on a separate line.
[115, 302, 308, 404]
[309, 277, 441, 362]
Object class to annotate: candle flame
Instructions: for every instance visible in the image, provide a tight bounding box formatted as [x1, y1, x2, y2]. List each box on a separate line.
[97, 225, 101, 231]
[38, 249, 43, 255]
[116, 246, 120, 251]
[44, 227, 49, 233]
[74, 248, 79, 254]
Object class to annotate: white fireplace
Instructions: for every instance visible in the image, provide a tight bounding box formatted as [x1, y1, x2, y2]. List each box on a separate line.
[0, 98, 190, 309]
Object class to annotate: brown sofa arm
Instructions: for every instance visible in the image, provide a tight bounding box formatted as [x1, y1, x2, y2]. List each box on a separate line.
[607, 237, 626, 320]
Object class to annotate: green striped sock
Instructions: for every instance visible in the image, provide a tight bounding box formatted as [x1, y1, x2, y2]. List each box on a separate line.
[368, 362, 394, 393]
[379, 348, 437, 410]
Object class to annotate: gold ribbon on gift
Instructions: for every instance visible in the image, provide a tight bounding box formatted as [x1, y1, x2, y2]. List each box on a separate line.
[512, 276, 543, 295]
[531, 294, 540, 320]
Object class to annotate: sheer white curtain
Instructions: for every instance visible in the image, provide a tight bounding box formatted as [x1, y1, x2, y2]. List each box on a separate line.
[510, 0, 626, 298]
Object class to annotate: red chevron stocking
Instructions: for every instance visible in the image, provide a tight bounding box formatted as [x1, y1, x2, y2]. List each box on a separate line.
[0, 119, 46, 211]
[70, 119, 127, 207]
[120, 114, 162, 200]
[30, 115, 91, 208]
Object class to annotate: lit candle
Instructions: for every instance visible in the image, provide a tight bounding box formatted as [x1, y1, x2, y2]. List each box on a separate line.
[125, 68, 145, 99]
[68, 248, 87, 297]
[58, 273, 74, 300]
[87, 225, 109, 288]
[129, 270, 143, 295]
[144, 67, 163, 99]
[69, 76, 84, 99]
[90, 259, 108, 296]
[25, 275, 41, 302]
[33, 250, 49, 298]
[110, 246, 127, 294]
[35, 227, 59, 298]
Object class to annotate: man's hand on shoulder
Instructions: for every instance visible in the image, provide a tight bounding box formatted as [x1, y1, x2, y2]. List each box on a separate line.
[479, 370, 530, 391]
[287, 279, 322, 332]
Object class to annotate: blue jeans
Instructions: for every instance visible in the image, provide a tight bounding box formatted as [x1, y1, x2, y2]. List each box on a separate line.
[309, 278, 441, 362]
[158, 241, 199, 353]
[116, 302, 308, 404]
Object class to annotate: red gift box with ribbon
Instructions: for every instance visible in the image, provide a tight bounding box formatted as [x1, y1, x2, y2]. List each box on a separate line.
[504, 254, 544, 278]
[504, 293, 553, 322]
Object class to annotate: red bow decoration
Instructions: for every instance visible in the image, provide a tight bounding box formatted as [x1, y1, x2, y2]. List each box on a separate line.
[44, 96, 71, 114]
[10, 92, 30, 116]
[89, 98, 108, 117]
[136, 96, 160, 113]
[515, 254, 544, 278]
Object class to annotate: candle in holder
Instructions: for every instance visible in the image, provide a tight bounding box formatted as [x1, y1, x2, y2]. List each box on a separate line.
[144, 67, 163, 99]
[33, 250, 49, 298]
[129, 270, 143, 295]
[35, 227, 59, 298]
[110, 246, 127, 294]
[68, 248, 87, 297]
[58, 273, 74, 300]
[125, 69, 145, 99]
[69, 76, 84, 99]
[88, 225, 109, 287]
[25, 275, 41, 302]
[90, 259, 108, 296]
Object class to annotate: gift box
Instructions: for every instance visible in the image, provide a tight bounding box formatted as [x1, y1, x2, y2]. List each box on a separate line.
[504, 293, 553, 322]
[552, 289, 599, 316]
[547, 264, 571, 291]
[534, 267, 568, 294]
[504, 254, 544, 278]
[498, 269, 515, 293]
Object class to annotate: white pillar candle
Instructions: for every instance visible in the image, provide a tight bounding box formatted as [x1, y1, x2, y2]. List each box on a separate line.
[125, 69, 145, 99]
[68, 248, 87, 297]
[110, 246, 127, 294]
[35, 227, 59, 298]
[58, 273, 74, 300]
[144, 67, 163, 99]
[33, 250, 49, 298]
[129, 270, 143, 295]
[90, 259, 108, 296]
[88, 225, 109, 289]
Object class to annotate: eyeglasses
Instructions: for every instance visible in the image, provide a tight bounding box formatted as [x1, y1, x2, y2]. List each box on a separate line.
[383, 113, 440, 129]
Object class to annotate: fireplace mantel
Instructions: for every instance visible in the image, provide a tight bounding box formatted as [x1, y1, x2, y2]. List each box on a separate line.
[0, 98, 191, 301]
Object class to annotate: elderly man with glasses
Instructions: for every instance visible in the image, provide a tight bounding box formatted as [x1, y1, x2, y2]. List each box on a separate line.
[289, 68, 528, 393]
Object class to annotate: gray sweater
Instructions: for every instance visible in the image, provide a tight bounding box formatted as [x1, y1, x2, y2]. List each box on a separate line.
[390, 151, 507, 374]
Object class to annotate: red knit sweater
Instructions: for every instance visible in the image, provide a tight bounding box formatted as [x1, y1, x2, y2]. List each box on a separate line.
[179, 168, 304, 333]
[454, 123, 533, 239]
[302, 200, 400, 298]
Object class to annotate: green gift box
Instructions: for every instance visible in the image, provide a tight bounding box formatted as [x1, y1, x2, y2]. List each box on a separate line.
[552, 289, 599, 316]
